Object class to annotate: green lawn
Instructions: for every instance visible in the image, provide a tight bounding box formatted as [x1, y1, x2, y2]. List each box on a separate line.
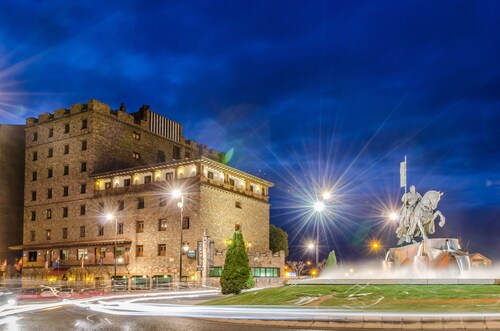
[201, 285, 500, 312]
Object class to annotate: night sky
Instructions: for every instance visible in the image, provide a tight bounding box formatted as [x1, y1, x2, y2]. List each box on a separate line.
[1, 1, 498, 262]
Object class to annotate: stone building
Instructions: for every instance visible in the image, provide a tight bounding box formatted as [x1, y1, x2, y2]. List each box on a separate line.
[0, 125, 25, 276]
[15, 100, 283, 287]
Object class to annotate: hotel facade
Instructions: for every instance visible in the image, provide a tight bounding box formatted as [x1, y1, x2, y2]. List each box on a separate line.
[15, 100, 284, 288]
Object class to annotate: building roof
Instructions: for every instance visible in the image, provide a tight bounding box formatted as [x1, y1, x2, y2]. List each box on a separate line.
[469, 252, 492, 263]
[92, 156, 274, 187]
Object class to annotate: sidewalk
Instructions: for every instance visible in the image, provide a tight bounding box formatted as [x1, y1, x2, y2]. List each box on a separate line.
[207, 315, 500, 329]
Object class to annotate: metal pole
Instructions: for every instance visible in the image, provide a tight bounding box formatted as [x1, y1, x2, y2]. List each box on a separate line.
[315, 221, 319, 267]
[114, 218, 117, 278]
[179, 195, 184, 288]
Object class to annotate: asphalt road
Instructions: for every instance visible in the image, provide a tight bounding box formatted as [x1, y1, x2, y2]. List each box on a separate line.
[10, 305, 323, 331]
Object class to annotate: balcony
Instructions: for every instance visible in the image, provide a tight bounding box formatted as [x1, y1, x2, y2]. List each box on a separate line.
[201, 176, 269, 202]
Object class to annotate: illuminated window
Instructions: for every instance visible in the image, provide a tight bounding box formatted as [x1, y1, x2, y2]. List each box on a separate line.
[158, 219, 167, 231]
[252, 267, 280, 278]
[132, 132, 141, 140]
[132, 152, 141, 159]
[209, 267, 223, 277]
[77, 248, 87, 260]
[61, 250, 70, 260]
[46, 229, 51, 240]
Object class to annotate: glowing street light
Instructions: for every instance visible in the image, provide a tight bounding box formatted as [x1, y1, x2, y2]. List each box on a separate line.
[106, 213, 118, 278]
[172, 188, 185, 287]
[314, 201, 325, 212]
[307, 242, 315, 250]
[389, 212, 399, 221]
[322, 191, 332, 200]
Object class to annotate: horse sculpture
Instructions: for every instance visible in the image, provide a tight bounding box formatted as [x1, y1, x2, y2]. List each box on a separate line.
[397, 190, 446, 245]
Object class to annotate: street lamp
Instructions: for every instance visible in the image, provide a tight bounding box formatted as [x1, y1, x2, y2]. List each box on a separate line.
[389, 212, 399, 222]
[172, 189, 185, 287]
[371, 240, 387, 258]
[106, 213, 118, 278]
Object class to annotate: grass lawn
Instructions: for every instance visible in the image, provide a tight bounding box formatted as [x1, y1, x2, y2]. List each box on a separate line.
[201, 285, 500, 313]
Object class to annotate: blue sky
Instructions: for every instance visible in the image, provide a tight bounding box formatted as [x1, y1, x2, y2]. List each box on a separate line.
[1, 1, 498, 261]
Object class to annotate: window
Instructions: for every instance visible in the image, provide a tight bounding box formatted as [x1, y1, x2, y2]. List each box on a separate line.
[47, 168, 53, 178]
[100, 247, 106, 258]
[173, 146, 181, 160]
[47, 188, 53, 199]
[48, 148, 53, 158]
[62, 207, 68, 218]
[62, 228, 68, 239]
[207, 171, 214, 179]
[118, 200, 124, 211]
[80, 204, 86, 216]
[136, 245, 143, 257]
[32, 171, 37, 181]
[63, 165, 69, 176]
[63, 186, 69, 196]
[132, 152, 141, 160]
[77, 248, 87, 260]
[31, 191, 36, 201]
[182, 217, 190, 230]
[81, 119, 88, 129]
[262, 188, 266, 196]
[80, 226, 85, 237]
[159, 197, 167, 207]
[166, 173, 173, 181]
[144, 175, 152, 184]
[98, 226, 104, 236]
[30, 231, 35, 241]
[209, 267, 223, 277]
[28, 251, 37, 262]
[137, 197, 145, 209]
[48, 128, 53, 138]
[64, 123, 70, 133]
[132, 132, 141, 140]
[81, 140, 87, 151]
[250, 185, 254, 192]
[252, 267, 280, 278]
[158, 219, 167, 231]
[158, 244, 166, 256]
[33, 132, 38, 142]
[235, 201, 242, 209]
[31, 210, 36, 221]
[81, 162, 87, 172]
[229, 178, 235, 186]
[46, 209, 52, 220]
[185, 151, 191, 159]
[124, 179, 131, 187]
[32, 151, 38, 161]
[235, 223, 241, 231]
[80, 184, 86, 194]
[61, 249, 70, 260]
[117, 222, 124, 234]
[46, 229, 51, 240]
[136, 221, 144, 233]
[64, 144, 69, 154]
[105, 182, 112, 190]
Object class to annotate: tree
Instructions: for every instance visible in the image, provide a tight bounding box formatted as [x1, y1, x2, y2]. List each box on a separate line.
[220, 231, 253, 294]
[269, 224, 289, 257]
[288, 261, 306, 276]
[323, 250, 337, 272]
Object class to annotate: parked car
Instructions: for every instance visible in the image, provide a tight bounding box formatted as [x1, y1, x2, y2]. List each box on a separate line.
[17, 288, 41, 300]
[39, 287, 58, 298]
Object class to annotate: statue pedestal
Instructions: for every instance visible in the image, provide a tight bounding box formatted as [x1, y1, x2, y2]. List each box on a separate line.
[385, 238, 471, 275]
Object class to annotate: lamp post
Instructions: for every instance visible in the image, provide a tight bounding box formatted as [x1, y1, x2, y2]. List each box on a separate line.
[313, 200, 325, 267]
[106, 213, 118, 278]
[172, 189, 184, 287]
